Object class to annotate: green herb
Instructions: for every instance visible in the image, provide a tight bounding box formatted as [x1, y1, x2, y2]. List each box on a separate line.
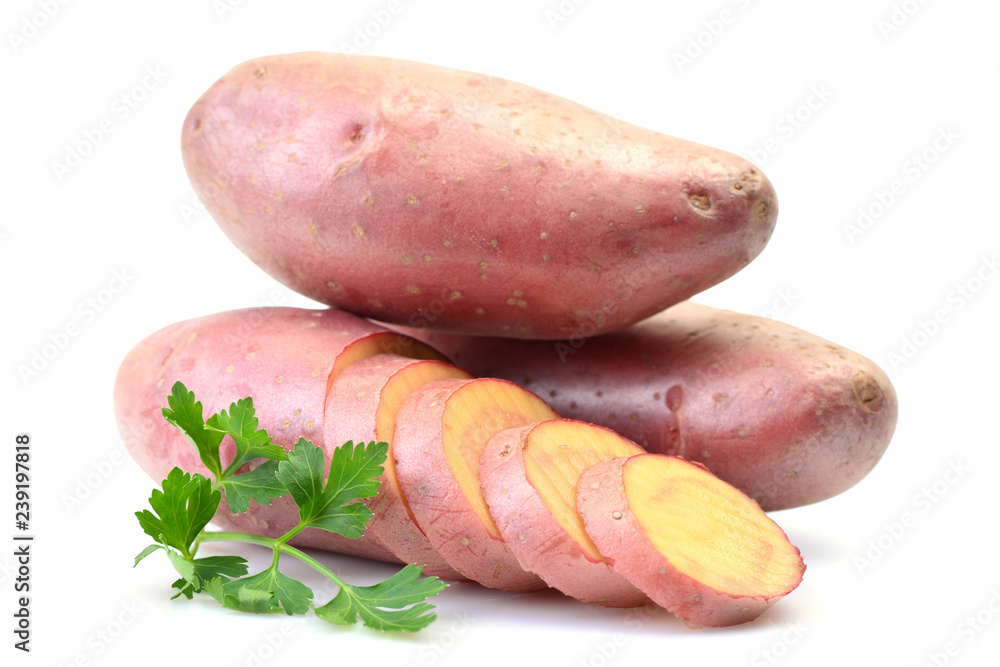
[134, 381, 446, 632]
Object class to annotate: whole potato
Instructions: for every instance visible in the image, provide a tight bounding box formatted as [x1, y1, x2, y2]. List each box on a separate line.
[182, 53, 777, 339]
[399, 301, 898, 510]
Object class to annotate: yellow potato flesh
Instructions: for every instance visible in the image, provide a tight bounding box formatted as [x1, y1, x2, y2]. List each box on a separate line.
[328, 332, 442, 393]
[523, 422, 642, 562]
[442, 381, 558, 539]
[623, 456, 803, 597]
[374, 363, 472, 520]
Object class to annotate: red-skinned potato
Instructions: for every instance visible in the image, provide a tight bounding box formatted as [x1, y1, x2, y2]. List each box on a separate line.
[181, 52, 777, 339]
[324, 353, 472, 578]
[391, 378, 558, 592]
[479, 420, 648, 607]
[577, 454, 805, 628]
[400, 300, 898, 510]
[114, 307, 442, 563]
[116, 307, 807, 623]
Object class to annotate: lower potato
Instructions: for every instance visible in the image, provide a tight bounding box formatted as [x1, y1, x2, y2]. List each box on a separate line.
[396, 300, 898, 510]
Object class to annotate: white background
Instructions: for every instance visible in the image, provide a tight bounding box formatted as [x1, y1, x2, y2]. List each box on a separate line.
[3, 1, 999, 665]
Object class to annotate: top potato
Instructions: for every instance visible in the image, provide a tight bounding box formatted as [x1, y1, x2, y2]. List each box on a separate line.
[182, 52, 777, 338]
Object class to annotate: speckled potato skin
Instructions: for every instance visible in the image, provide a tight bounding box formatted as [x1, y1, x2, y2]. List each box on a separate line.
[114, 307, 440, 563]
[577, 456, 803, 628]
[402, 301, 898, 510]
[325, 354, 471, 578]
[391, 378, 547, 592]
[479, 421, 648, 607]
[181, 52, 777, 339]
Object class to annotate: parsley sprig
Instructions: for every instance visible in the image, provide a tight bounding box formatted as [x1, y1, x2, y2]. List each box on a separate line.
[133, 381, 446, 632]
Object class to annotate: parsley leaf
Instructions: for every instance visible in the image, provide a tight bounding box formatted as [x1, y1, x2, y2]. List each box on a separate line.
[135, 467, 219, 558]
[170, 555, 249, 599]
[136, 384, 447, 632]
[162, 381, 224, 479]
[204, 577, 279, 614]
[205, 396, 288, 475]
[133, 543, 164, 567]
[276, 439, 384, 537]
[216, 569, 314, 615]
[217, 459, 286, 514]
[315, 564, 446, 632]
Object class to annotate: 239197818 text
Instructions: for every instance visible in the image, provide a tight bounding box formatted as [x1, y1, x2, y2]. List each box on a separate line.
[14, 433, 32, 652]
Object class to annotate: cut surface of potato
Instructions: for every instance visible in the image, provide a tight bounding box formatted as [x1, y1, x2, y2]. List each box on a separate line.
[480, 420, 648, 607]
[622, 456, 803, 598]
[393, 378, 557, 591]
[522, 420, 642, 563]
[373, 357, 473, 527]
[578, 454, 804, 627]
[442, 381, 558, 540]
[328, 331, 443, 393]
[325, 354, 472, 577]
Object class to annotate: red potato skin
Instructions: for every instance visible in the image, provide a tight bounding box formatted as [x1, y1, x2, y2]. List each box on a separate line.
[577, 456, 803, 628]
[181, 52, 777, 339]
[400, 301, 899, 510]
[114, 307, 439, 563]
[391, 378, 547, 593]
[324, 354, 471, 578]
[479, 422, 648, 607]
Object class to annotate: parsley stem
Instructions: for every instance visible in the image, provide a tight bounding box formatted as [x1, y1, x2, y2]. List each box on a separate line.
[276, 522, 307, 545]
[199, 530, 350, 590]
[200, 530, 276, 550]
[275, 543, 348, 590]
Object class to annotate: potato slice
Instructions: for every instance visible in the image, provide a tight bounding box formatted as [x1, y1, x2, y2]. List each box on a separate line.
[326, 354, 472, 577]
[393, 378, 558, 592]
[480, 420, 648, 607]
[578, 454, 805, 627]
[327, 331, 443, 393]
